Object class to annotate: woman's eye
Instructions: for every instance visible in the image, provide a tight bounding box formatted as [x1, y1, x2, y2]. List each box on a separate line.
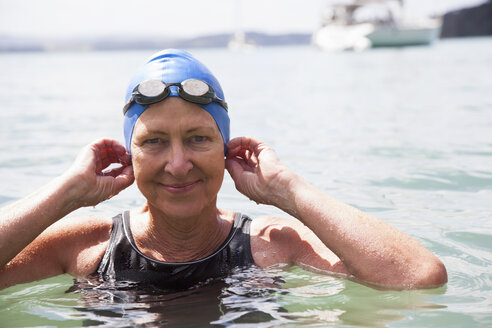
[191, 136, 206, 143]
[146, 138, 160, 144]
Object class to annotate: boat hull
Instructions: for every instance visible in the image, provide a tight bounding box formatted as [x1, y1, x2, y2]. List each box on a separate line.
[367, 26, 441, 47]
[312, 24, 374, 52]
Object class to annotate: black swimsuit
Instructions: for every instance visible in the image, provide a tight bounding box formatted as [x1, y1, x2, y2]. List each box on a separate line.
[96, 211, 255, 289]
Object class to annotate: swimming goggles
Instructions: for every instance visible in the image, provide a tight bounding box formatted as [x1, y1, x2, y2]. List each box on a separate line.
[123, 78, 228, 114]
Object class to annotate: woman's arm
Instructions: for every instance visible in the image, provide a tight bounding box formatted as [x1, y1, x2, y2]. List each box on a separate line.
[226, 136, 447, 289]
[0, 139, 134, 268]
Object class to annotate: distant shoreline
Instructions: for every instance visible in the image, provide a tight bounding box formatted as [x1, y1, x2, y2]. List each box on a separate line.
[0, 32, 312, 53]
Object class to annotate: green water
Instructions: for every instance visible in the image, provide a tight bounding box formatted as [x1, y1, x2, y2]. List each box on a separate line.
[0, 268, 453, 327]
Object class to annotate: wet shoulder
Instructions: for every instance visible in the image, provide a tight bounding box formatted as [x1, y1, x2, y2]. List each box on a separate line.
[48, 214, 113, 241]
[250, 216, 307, 240]
[249, 216, 308, 267]
[47, 215, 114, 276]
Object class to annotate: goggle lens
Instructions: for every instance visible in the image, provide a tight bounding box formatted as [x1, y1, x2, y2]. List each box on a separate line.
[138, 80, 166, 97]
[181, 79, 210, 97]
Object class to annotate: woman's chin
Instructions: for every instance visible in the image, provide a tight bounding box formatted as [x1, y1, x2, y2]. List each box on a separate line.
[147, 199, 212, 220]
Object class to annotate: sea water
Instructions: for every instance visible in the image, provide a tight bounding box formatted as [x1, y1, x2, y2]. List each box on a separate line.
[0, 38, 491, 327]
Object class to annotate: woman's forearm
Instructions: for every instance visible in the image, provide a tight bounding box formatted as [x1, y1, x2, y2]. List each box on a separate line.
[225, 136, 447, 288]
[275, 172, 447, 288]
[0, 175, 82, 267]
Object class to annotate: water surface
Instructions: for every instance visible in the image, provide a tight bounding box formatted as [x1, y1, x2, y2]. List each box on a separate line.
[1, 38, 491, 327]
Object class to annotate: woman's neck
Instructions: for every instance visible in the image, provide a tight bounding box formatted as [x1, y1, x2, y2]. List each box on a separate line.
[130, 204, 234, 262]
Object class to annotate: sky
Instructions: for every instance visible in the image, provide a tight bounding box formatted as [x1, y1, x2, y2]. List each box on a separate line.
[0, 0, 487, 39]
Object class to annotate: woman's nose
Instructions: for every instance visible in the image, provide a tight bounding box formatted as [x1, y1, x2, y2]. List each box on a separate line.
[164, 142, 193, 177]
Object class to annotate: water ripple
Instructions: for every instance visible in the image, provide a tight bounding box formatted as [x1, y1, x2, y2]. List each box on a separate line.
[370, 169, 492, 191]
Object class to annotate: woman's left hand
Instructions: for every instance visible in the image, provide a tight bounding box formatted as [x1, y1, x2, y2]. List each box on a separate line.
[225, 137, 297, 208]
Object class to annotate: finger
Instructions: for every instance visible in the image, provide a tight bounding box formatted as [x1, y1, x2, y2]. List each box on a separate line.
[244, 148, 258, 166]
[227, 148, 258, 171]
[103, 139, 131, 165]
[227, 144, 256, 164]
[99, 165, 135, 199]
[225, 159, 246, 185]
[226, 156, 254, 172]
[119, 153, 132, 166]
[227, 136, 262, 148]
[98, 140, 124, 162]
[226, 136, 247, 151]
[92, 138, 127, 153]
[225, 159, 257, 189]
[94, 151, 117, 172]
[112, 165, 135, 193]
[92, 139, 131, 171]
[226, 137, 259, 157]
[227, 136, 272, 160]
[102, 164, 126, 178]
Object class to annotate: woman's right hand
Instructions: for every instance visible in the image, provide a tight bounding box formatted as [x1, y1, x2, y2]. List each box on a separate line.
[64, 138, 134, 207]
[0, 138, 134, 271]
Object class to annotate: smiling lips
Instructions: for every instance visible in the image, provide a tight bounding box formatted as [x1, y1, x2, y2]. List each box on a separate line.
[159, 180, 201, 194]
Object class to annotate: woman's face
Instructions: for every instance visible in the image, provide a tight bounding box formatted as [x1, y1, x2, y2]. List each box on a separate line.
[131, 97, 225, 218]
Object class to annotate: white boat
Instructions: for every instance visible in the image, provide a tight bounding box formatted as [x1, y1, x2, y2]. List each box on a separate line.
[313, 0, 441, 51]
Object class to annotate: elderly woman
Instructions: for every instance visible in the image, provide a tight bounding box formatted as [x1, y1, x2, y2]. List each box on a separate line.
[0, 49, 446, 290]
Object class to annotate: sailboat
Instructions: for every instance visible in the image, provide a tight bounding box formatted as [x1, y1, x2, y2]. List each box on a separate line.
[228, 30, 256, 51]
[312, 0, 441, 51]
[228, 0, 256, 51]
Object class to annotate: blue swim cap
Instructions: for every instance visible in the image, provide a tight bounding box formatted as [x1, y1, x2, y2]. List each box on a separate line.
[123, 49, 230, 154]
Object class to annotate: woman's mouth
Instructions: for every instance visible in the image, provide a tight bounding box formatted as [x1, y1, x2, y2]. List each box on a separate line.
[159, 180, 201, 194]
